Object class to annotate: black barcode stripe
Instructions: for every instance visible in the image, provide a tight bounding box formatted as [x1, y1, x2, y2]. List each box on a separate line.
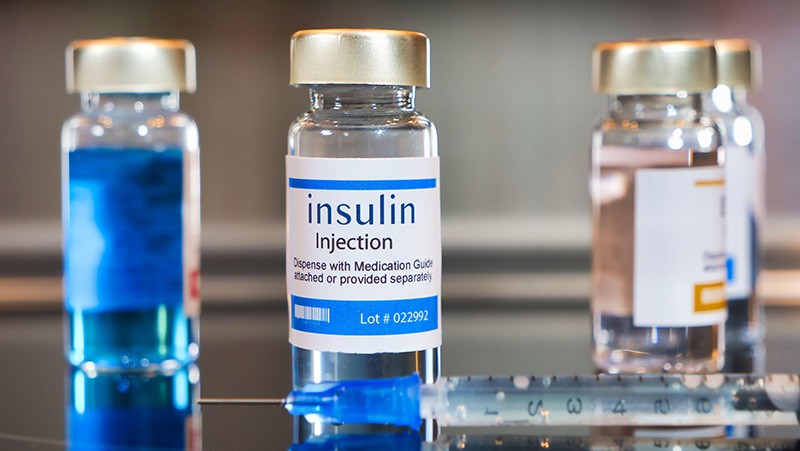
[294, 305, 330, 323]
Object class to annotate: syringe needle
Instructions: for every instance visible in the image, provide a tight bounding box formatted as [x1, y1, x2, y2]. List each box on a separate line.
[197, 398, 286, 405]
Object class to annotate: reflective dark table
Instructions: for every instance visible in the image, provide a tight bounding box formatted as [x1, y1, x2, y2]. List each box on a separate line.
[0, 303, 798, 449]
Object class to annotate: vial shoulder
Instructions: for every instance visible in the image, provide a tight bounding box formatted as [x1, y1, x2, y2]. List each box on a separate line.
[166, 111, 198, 130]
[593, 115, 721, 153]
[63, 110, 196, 129]
[288, 110, 437, 158]
[62, 110, 199, 152]
[714, 108, 763, 151]
[595, 113, 717, 130]
[290, 109, 435, 132]
[62, 112, 92, 133]
[734, 103, 765, 130]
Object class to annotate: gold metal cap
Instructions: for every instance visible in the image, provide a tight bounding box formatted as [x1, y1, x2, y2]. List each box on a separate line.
[290, 29, 430, 87]
[66, 37, 196, 93]
[592, 39, 717, 94]
[715, 39, 760, 88]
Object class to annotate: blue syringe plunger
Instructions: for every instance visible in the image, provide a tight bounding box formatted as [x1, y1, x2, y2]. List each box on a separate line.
[285, 373, 422, 428]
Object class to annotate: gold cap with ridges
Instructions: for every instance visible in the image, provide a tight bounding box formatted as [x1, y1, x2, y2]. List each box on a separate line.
[592, 39, 717, 94]
[290, 29, 430, 87]
[66, 37, 196, 93]
[715, 39, 760, 88]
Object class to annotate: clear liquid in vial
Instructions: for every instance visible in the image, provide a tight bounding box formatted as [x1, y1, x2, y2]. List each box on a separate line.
[592, 146, 724, 373]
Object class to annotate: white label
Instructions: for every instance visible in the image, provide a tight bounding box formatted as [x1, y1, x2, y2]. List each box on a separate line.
[183, 151, 201, 319]
[724, 146, 755, 299]
[633, 167, 727, 327]
[286, 156, 442, 354]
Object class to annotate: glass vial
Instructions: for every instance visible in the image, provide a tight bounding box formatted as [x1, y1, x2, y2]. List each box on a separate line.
[591, 40, 726, 373]
[708, 40, 766, 359]
[286, 29, 441, 438]
[62, 38, 200, 371]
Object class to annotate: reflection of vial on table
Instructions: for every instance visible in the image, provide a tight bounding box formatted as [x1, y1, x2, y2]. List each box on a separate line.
[590, 40, 726, 373]
[708, 40, 766, 359]
[67, 365, 200, 450]
[286, 29, 441, 439]
[62, 38, 200, 371]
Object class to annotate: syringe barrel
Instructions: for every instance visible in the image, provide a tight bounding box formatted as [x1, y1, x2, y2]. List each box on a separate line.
[424, 374, 800, 427]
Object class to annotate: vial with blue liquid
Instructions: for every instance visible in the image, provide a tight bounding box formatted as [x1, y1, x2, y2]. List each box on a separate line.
[62, 38, 200, 371]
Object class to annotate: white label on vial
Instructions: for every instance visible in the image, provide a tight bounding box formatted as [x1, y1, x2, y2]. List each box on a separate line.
[286, 156, 442, 354]
[633, 167, 727, 327]
[183, 151, 201, 319]
[724, 146, 755, 300]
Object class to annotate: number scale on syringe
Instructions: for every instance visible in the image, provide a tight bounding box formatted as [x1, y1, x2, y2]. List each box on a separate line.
[420, 374, 800, 426]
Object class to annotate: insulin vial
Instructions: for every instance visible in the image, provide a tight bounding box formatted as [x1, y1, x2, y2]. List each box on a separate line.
[708, 40, 765, 356]
[62, 38, 200, 371]
[591, 40, 726, 373]
[287, 29, 441, 438]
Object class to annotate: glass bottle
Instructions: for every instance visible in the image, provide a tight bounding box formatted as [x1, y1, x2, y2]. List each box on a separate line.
[286, 29, 440, 439]
[62, 38, 200, 371]
[591, 40, 726, 373]
[708, 39, 766, 365]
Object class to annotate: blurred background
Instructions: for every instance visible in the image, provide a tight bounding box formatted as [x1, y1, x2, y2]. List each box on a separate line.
[3, 0, 800, 308]
[2, 0, 800, 447]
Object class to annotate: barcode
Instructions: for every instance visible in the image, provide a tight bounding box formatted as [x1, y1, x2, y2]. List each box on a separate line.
[294, 305, 330, 323]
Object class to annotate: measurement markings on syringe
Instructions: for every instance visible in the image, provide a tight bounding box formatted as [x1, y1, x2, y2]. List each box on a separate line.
[472, 393, 736, 425]
[483, 387, 728, 423]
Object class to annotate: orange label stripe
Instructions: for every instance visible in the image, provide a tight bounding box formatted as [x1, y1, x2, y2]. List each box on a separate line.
[694, 281, 726, 313]
[695, 178, 725, 187]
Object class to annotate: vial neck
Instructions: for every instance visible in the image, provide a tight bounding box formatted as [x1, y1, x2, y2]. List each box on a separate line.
[81, 92, 180, 114]
[309, 85, 415, 113]
[709, 84, 749, 114]
[608, 93, 703, 121]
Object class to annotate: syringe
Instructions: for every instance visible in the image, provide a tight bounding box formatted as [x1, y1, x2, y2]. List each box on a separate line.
[198, 373, 800, 428]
